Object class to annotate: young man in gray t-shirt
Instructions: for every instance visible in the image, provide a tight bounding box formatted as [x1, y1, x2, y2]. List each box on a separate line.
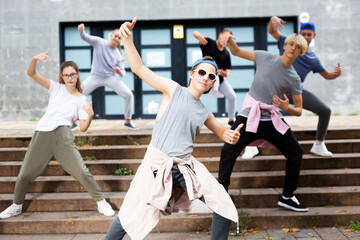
[218, 32, 310, 212]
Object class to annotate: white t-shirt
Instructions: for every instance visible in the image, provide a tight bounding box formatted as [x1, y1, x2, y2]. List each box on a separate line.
[35, 80, 89, 132]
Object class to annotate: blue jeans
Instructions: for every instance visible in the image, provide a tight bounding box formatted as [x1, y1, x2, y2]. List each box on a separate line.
[104, 165, 232, 240]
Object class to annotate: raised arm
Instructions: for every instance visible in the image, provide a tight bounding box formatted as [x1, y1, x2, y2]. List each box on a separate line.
[119, 17, 177, 95]
[78, 23, 100, 46]
[267, 16, 286, 42]
[227, 37, 255, 61]
[273, 93, 302, 117]
[204, 112, 243, 145]
[26, 52, 51, 90]
[319, 63, 342, 80]
[192, 31, 208, 45]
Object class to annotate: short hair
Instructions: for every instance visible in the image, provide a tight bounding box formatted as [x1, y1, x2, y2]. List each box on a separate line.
[284, 34, 308, 56]
[220, 29, 233, 35]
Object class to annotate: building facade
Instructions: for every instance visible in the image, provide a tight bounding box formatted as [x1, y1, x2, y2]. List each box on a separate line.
[1, 0, 359, 120]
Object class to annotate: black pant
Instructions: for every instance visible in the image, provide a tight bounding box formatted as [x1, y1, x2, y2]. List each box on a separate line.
[219, 116, 303, 197]
[286, 89, 331, 141]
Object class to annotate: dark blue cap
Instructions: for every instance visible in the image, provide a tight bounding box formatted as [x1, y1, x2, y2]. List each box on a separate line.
[192, 57, 218, 72]
[300, 22, 315, 32]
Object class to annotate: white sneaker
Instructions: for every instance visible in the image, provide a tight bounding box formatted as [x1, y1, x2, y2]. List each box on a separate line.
[97, 199, 115, 216]
[0, 203, 22, 219]
[242, 146, 259, 159]
[310, 142, 332, 157]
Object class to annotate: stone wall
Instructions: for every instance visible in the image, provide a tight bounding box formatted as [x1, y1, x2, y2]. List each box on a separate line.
[0, 0, 358, 120]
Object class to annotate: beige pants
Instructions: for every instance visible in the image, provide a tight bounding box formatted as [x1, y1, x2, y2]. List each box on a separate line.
[14, 126, 103, 204]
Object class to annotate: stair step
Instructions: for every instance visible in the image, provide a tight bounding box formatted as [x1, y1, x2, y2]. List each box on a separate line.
[1, 128, 360, 147]
[1, 206, 359, 234]
[1, 139, 360, 161]
[0, 159, 142, 176]
[2, 153, 360, 176]
[1, 186, 360, 212]
[229, 168, 360, 188]
[1, 169, 359, 193]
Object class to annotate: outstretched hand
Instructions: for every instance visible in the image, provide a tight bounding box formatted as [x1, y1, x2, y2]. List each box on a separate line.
[198, 34, 208, 45]
[272, 94, 289, 110]
[119, 17, 138, 38]
[225, 123, 243, 145]
[78, 23, 85, 31]
[270, 16, 286, 32]
[219, 32, 235, 48]
[33, 51, 51, 62]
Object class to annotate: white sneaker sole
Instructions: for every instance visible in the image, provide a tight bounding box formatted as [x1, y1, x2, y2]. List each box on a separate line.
[0, 212, 21, 219]
[98, 209, 115, 217]
[124, 125, 139, 130]
[278, 201, 309, 212]
[310, 149, 333, 157]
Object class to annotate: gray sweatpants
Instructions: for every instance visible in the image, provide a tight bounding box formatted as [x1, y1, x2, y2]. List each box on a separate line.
[82, 74, 134, 119]
[286, 89, 331, 141]
[14, 126, 103, 204]
[219, 79, 237, 119]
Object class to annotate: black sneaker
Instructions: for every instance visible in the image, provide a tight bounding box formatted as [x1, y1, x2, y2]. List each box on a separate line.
[278, 195, 308, 212]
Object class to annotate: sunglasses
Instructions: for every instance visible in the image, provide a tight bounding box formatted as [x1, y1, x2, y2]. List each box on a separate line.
[193, 69, 217, 82]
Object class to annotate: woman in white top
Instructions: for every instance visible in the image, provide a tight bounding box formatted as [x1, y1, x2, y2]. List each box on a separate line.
[0, 52, 115, 219]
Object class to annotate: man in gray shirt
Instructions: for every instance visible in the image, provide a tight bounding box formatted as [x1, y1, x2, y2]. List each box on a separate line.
[219, 32, 310, 212]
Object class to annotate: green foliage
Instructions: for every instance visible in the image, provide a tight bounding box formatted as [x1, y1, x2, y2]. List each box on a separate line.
[83, 156, 97, 161]
[349, 220, 360, 231]
[230, 180, 251, 236]
[29, 118, 37, 121]
[133, 141, 140, 146]
[288, 216, 302, 233]
[77, 139, 85, 146]
[114, 168, 133, 176]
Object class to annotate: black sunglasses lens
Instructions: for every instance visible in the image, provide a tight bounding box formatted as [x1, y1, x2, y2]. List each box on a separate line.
[198, 69, 206, 76]
[209, 74, 216, 81]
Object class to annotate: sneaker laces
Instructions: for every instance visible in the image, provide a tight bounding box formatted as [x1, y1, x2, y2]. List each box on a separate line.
[290, 196, 300, 205]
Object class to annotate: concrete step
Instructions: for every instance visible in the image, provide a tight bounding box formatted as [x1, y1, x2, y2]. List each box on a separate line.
[0, 159, 141, 176]
[2, 153, 360, 176]
[1, 128, 360, 147]
[1, 186, 360, 212]
[1, 139, 360, 161]
[228, 168, 360, 189]
[1, 206, 359, 234]
[1, 168, 360, 194]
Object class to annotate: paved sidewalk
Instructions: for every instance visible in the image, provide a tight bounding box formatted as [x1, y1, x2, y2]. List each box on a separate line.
[1, 226, 360, 239]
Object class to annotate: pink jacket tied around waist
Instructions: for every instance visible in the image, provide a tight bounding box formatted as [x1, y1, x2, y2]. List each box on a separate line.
[241, 93, 289, 135]
[239, 94, 289, 148]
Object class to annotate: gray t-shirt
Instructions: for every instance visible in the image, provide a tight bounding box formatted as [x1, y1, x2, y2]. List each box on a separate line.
[79, 30, 126, 77]
[239, 50, 302, 120]
[151, 84, 210, 158]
